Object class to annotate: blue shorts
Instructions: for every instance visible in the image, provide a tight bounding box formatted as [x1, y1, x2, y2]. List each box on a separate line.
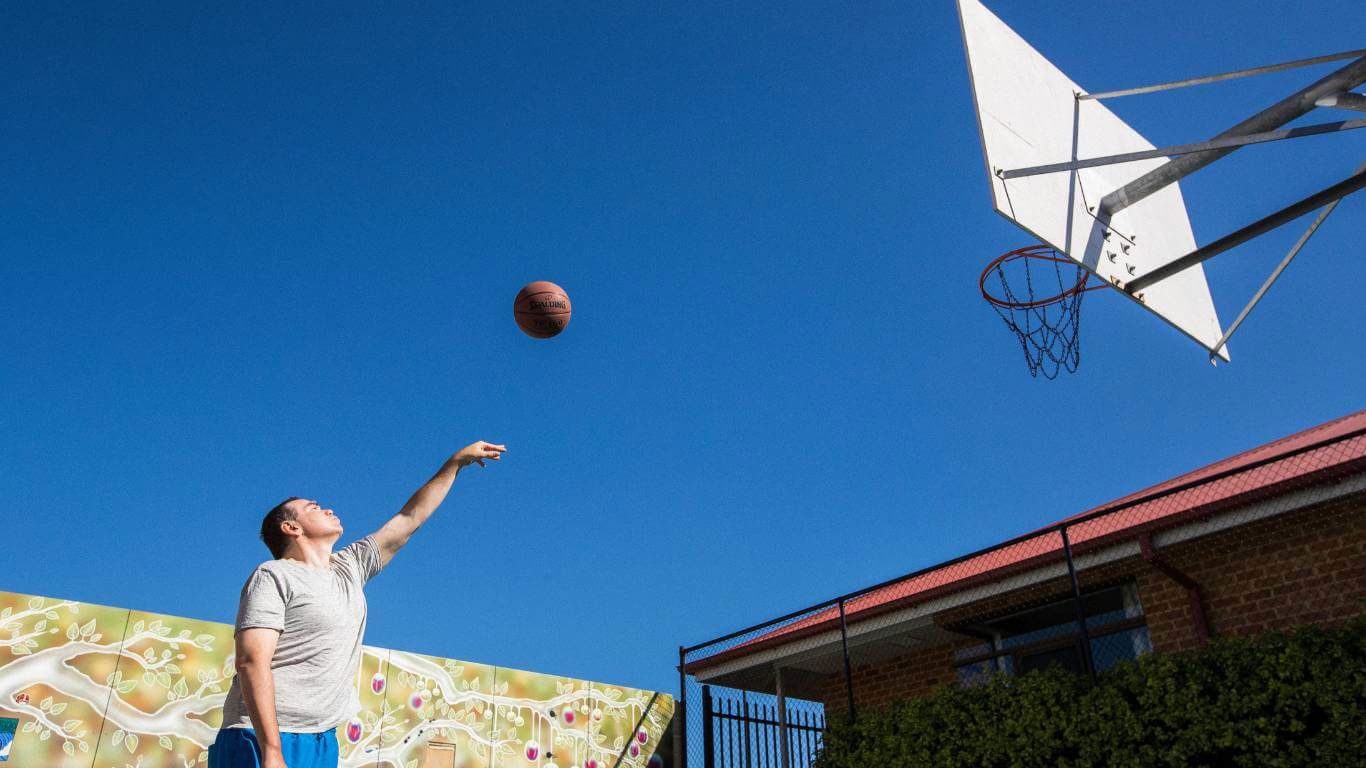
[207, 728, 338, 768]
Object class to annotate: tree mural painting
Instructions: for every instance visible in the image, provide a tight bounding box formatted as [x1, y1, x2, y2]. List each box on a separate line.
[0, 591, 674, 768]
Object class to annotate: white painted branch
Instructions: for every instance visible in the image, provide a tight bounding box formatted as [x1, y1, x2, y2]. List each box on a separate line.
[387, 652, 650, 714]
[8, 701, 78, 745]
[0, 601, 79, 628]
[0, 639, 221, 747]
[0, 630, 44, 649]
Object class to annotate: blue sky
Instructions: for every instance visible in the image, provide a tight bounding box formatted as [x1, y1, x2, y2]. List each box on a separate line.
[2, 0, 1361, 695]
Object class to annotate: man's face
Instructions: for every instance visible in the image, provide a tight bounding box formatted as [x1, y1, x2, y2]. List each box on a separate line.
[284, 498, 343, 541]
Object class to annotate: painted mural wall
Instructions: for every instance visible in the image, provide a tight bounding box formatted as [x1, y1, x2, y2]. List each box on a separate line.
[0, 591, 673, 768]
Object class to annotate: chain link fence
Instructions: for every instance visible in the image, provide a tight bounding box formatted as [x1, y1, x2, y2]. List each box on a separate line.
[676, 421, 1366, 768]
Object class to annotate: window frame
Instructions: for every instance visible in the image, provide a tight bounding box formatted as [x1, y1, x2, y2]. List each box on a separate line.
[952, 582, 1150, 679]
[955, 614, 1149, 670]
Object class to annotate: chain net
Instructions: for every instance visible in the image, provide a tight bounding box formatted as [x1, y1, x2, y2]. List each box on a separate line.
[980, 245, 1093, 379]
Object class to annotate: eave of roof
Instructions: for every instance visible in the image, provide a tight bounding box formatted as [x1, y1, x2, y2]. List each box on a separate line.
[685, 410, 1366, 674]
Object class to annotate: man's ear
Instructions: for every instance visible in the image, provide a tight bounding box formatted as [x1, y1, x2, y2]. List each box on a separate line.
[281, 520, 302, 537]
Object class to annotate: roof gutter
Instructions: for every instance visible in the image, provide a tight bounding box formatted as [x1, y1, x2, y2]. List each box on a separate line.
[1139, 533, 1211, 645]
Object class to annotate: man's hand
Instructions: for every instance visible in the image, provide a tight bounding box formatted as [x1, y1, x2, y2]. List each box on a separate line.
[261, 748, 288, 768]
[453, 440, 507, 468]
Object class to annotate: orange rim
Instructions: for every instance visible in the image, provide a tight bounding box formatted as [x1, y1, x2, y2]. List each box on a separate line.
[979, 244, 1104, 309]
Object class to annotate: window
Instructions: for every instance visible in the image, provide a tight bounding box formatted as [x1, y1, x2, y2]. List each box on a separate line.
[953, 584, 1151, 686]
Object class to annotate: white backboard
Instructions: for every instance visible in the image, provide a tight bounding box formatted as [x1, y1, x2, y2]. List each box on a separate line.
[958, 0, 1228, 360]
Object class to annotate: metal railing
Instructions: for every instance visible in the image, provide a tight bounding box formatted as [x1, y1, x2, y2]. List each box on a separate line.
[701, 686, 824, 768]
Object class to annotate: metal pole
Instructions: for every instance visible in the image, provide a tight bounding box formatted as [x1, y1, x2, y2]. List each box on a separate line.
[1207, 163, 1361, 358]
[740, 692, 752, 768]
[774, 666, 790, 768]
[1059, 526, 1096, 680]
[611, 693, 661, 768]
[1125, 166, 1366, 293]
[677, 647, 689, 768]
[998, 119, 1365, 180]
[1080, 48, 1366, 101]
[837, 599, 857, 723]
[701, 685, 715, 768]
[1098, 54, 1366, 217]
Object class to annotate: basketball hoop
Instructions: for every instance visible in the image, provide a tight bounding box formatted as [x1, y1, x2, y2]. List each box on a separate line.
[979, 245, 1104, 378]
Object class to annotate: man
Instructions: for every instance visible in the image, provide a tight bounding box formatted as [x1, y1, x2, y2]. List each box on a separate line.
[209, 440, 507, 768]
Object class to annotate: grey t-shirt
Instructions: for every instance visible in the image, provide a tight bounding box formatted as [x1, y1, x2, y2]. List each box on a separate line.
[220, 536, 384, 733]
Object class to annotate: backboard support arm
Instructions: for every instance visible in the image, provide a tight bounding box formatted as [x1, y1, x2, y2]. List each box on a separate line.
[1206, 167, 1357, 361]
[1079, 49, 1366, 101]
[997, 119, 1365, 180]
[1124, 166, 1366, 294]
[1097, 55, 1366, 218]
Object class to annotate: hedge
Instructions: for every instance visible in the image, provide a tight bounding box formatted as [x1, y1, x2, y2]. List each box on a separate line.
[813, 615, 1366, 768]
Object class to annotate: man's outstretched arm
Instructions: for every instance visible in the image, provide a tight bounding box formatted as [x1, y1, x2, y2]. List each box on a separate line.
[371, 440, 506, 567]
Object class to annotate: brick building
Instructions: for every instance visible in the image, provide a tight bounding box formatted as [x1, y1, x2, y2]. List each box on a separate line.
[683, 410, 1366, 724]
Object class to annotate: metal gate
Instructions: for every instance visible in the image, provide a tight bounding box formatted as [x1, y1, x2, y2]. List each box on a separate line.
[700, 686, 825, 768]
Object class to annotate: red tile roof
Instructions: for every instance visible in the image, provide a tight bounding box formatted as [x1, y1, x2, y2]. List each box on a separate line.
[686, 410, 1366, 672]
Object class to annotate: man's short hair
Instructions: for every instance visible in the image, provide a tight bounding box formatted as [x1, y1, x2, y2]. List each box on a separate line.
[261, 497, 303, 559]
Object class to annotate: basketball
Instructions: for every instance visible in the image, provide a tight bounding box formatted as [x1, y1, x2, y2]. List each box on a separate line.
[514, 280, 572, 339]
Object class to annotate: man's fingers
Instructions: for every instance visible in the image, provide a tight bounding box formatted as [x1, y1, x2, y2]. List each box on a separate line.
[459, 441, 506, 467]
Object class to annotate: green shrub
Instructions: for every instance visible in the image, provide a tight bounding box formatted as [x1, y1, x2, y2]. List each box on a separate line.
[814, 616, 1366, 768]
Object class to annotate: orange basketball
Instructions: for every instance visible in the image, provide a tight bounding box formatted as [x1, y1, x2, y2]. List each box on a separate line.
[514, 281, 572, 339]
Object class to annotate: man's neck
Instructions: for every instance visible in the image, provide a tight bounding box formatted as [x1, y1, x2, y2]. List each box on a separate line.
[283, 537, 337, 570]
